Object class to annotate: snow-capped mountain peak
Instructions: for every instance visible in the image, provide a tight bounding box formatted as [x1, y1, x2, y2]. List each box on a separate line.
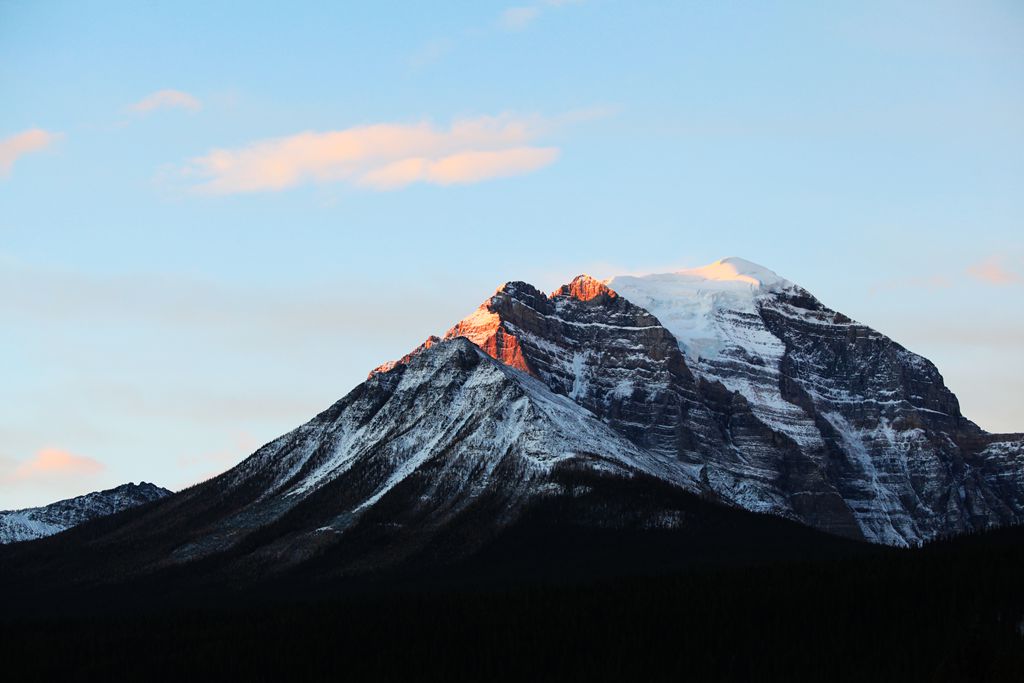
[677, 257, 791, 290]
[607, 258, 792, 364]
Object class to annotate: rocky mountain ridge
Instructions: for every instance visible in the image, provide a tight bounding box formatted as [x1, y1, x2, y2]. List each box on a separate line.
[0, 482, 171, 544]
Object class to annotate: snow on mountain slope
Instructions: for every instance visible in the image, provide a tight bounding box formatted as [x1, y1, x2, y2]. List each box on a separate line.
[607, 258, 824, 449]
[0, 482, 171, 544]
[157, 337, 700, 570]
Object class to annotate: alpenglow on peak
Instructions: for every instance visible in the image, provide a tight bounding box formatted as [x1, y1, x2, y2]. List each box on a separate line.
[673, 257, 792, 290]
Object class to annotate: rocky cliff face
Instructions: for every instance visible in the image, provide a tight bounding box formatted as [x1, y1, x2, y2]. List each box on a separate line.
[445, 277, 707, 459]
[608, 258, 1024, 544]
[0, 482, 171, 544]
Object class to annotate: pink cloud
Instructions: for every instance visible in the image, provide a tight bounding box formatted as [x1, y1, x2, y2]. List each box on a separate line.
[4, 447, 105, 482]
[359, 147, 559, 189]
[130, 89, 202, 114]
[967, 257, 1023, 286]
[183, 115, 561, 194]
[0, 128, 62, 177]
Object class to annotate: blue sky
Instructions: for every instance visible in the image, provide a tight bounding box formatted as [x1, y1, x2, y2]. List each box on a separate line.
[2, 0, 1022, 508]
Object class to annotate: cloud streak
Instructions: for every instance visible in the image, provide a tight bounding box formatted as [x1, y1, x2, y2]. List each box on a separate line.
[359, 147, 559, 189]
[2, 447, 105, 484]
[182, 115, 561, 194]
[131, 89, 202, 114]
[0, 129, 62, 177]
[500, 0, 582, 31]
[967, 257, 1023, 286]
[500, 6, 542, 30]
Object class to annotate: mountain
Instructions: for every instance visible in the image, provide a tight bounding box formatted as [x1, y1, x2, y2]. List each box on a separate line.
[0, 257, 1020, 600]
[0, 482, 171, 544]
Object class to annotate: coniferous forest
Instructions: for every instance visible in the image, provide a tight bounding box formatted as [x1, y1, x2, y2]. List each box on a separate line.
[3, 521, 1022, 681]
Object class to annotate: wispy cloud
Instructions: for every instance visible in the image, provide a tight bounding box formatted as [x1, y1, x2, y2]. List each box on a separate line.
[180, 114, 563, 194]
[409, 1, 584, 68]
[360, 147, 559, 189]
[1, 447, 105, 484]
[130, 89, 202, 114]
[408, 38, 454, 70]
[0, 128, 62, 177]
[500, 0, 582, 31]
[967, 257, 1023, 286]
[500, 6, 542, 30]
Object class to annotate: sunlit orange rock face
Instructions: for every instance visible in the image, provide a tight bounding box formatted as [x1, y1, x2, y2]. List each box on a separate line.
[552, 274, 617, 302]
[372, 276, 622, 379]
[443, 297, 534, 375]
[443, 277, 619, 376]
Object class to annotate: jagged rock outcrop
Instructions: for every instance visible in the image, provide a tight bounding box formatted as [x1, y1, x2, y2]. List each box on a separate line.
[443, 276, 708, 457]
[0, 482, 171, 544]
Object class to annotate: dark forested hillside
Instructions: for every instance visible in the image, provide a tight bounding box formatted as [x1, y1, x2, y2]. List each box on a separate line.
[2, 519, 1022, 681]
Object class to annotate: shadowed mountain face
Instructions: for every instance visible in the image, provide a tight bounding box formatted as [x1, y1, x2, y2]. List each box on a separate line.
[0, 258, 1020, 602]
[0, 482, 171, 544]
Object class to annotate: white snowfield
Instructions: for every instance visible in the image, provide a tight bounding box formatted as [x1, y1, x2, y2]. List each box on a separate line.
[610, 258, 829, 451]
[610, 257, 793, 364]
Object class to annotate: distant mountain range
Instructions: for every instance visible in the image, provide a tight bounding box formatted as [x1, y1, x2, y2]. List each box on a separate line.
[2, 258, 1021, 592]
[0, 482, 170, 544]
